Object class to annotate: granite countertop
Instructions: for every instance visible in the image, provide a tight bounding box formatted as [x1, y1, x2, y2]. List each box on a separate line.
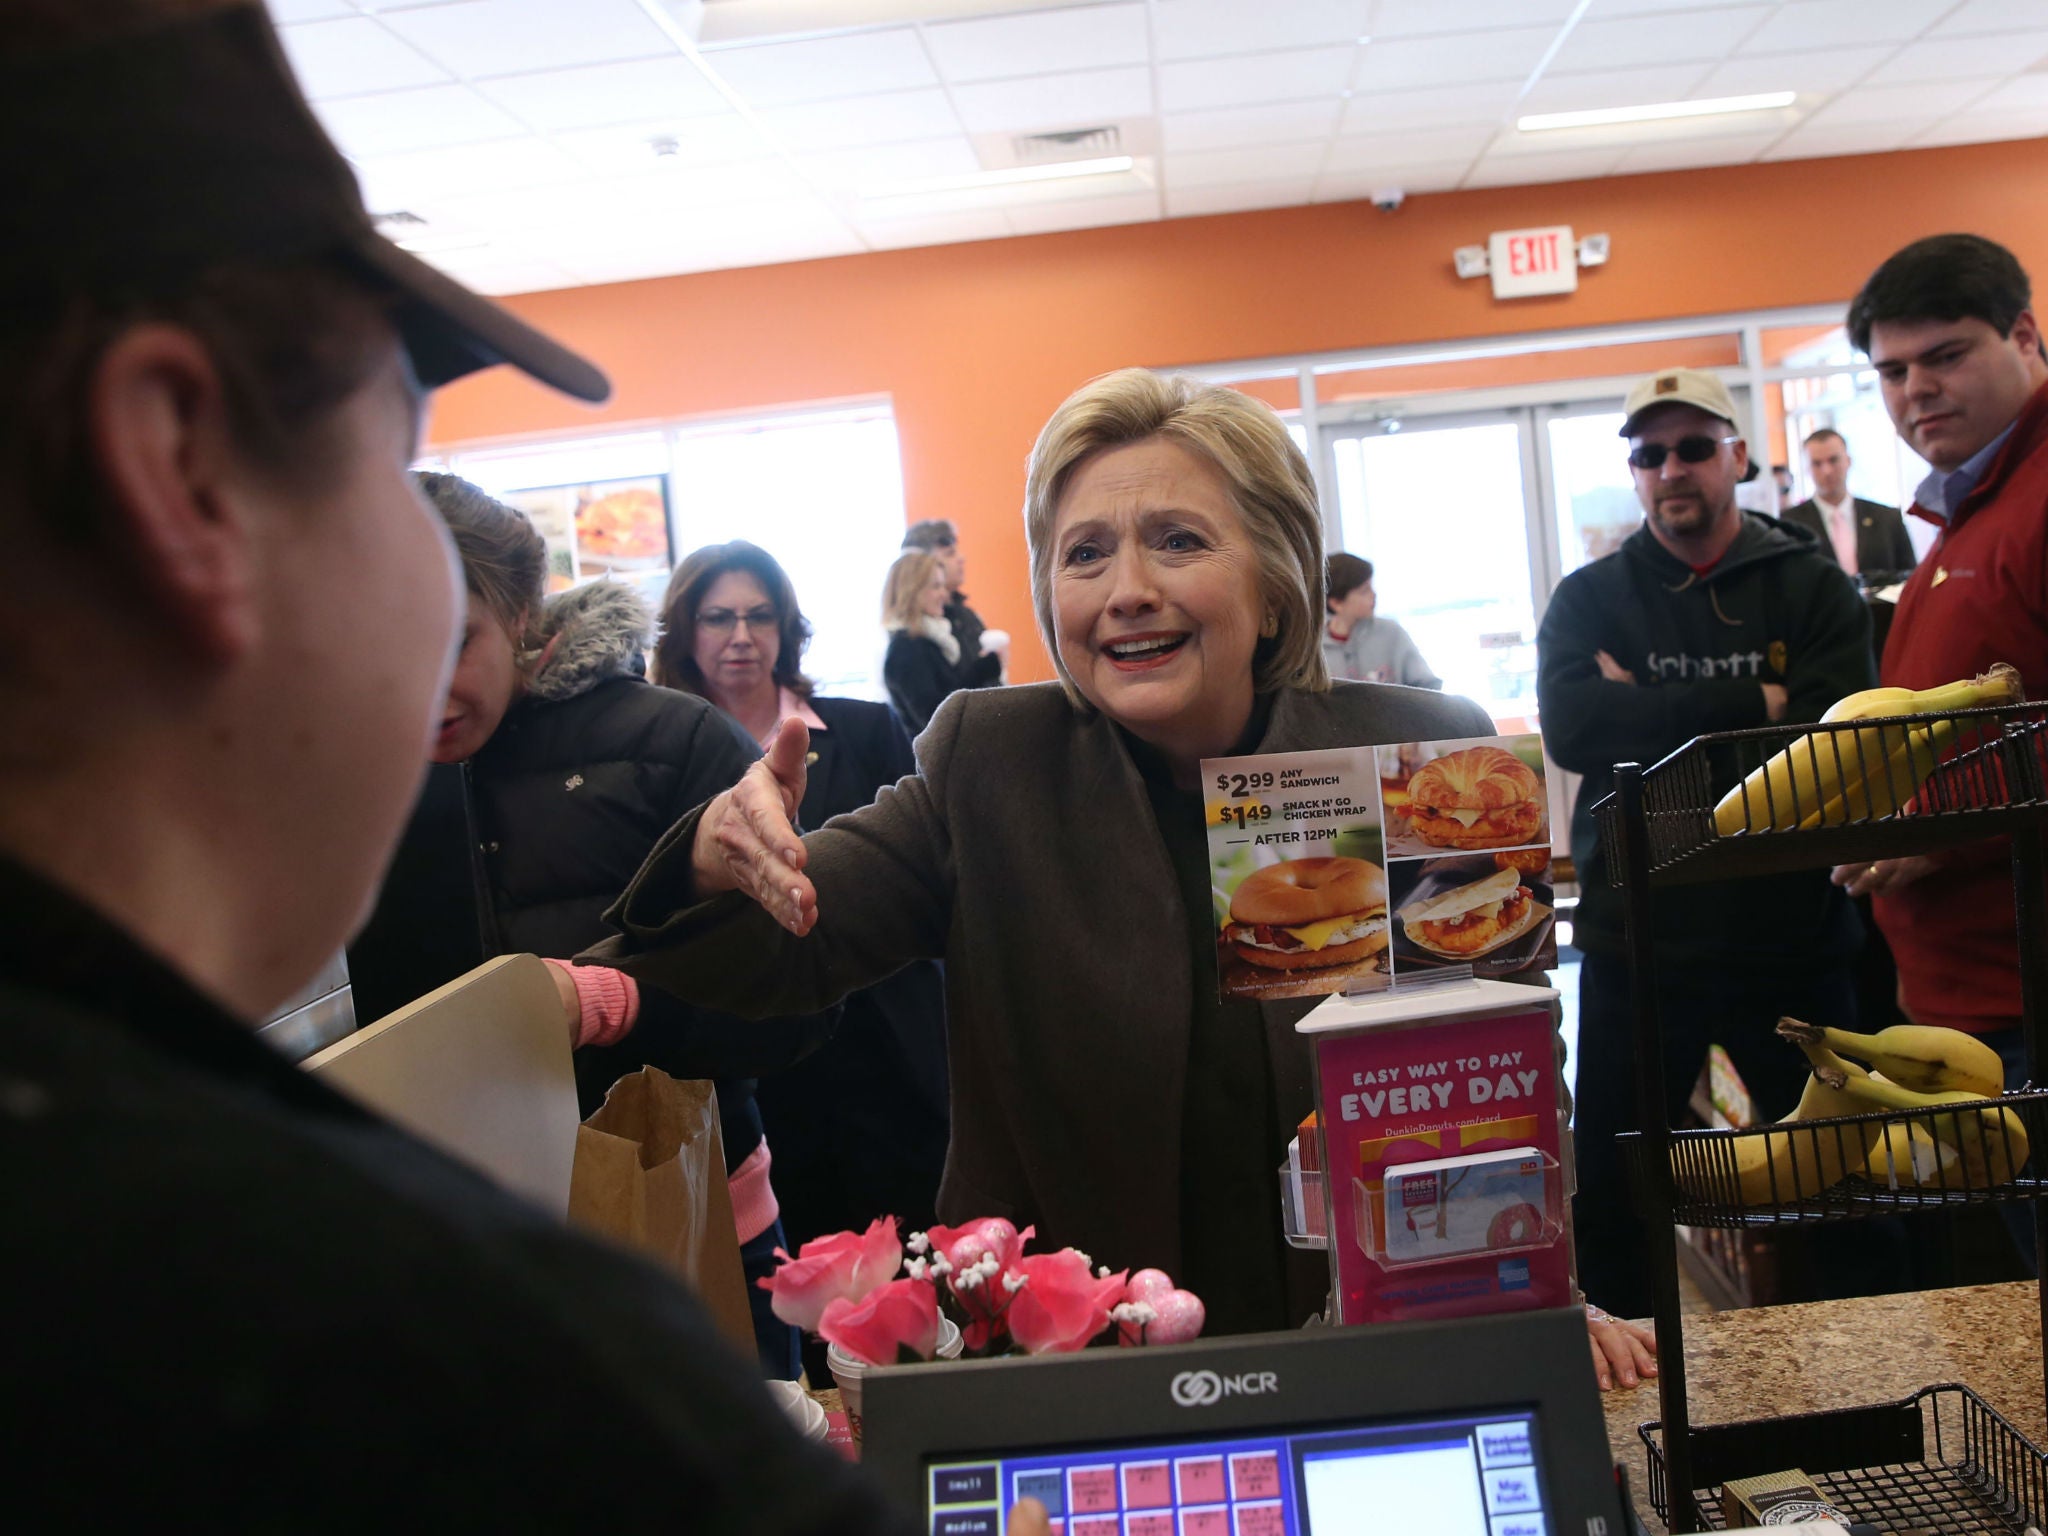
[1604, 1281, 2046, 1531]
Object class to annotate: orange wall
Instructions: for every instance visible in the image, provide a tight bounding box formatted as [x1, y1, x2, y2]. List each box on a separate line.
[427, 138, 2048, 683]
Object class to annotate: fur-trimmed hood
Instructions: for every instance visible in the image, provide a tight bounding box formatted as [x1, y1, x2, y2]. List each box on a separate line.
[528, 580, 655, 703]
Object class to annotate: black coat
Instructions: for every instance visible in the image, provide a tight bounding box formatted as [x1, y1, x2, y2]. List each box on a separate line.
[0, 855, 908, 1532]
[1781, 495, 1918, 576]
[884, 629, 977, 737]
[755, 695, 949, 1246]
[945, 593, 1002, 690]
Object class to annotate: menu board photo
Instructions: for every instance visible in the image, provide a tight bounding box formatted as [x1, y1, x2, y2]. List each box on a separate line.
[1202, 734, 1556, 1002]
[503, 475, 673, 590]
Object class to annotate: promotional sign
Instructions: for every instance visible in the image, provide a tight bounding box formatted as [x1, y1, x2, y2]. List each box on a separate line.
[1203, 734, 1556, 1002]
[1313, 1004, 1571, 1326]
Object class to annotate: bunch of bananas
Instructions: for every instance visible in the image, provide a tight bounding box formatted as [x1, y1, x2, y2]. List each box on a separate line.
[1712, 665, 2023, 836]
[1669, 1019, 2030, 1206]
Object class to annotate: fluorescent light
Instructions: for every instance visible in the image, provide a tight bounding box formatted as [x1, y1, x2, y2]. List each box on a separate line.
[1517, 91, 1796, 133]
[863, 154, 1135, 201]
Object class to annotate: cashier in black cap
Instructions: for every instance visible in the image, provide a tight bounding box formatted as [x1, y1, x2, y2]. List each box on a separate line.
[0, 3, 972, 1528]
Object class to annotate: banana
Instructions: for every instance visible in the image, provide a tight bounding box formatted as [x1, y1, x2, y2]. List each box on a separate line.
[1776, 1017, 2005, 1099]
[1670, 1070, 1873, 1206]
[1868, 1117, 1963, 1190]
[1713, 665, 2024, 836]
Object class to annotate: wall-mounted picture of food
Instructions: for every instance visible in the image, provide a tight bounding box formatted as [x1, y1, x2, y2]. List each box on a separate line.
[570, 477, 671, 575]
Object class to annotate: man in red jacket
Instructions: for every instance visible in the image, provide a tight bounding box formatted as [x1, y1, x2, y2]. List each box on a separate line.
[1836, 234, 2048, 1079]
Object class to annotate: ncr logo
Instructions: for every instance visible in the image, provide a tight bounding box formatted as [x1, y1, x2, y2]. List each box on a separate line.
[1170, 1370, 1278, 1408]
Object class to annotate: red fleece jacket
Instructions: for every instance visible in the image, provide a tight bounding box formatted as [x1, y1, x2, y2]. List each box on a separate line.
[1875, 379, 2048, 1033]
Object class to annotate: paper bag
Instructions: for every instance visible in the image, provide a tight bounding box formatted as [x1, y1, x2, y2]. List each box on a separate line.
[568, 1068, 754, 1353]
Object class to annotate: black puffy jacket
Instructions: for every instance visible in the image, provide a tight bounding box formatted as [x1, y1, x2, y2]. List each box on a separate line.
[467, 582, 831, 1163]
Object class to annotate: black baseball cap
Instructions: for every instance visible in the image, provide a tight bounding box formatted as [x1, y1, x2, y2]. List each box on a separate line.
[0, 2, 609, 404]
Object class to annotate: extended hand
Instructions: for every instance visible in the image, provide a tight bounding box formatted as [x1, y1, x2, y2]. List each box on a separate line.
[1595, 650, 1636, 685]
[691, 717, 818, 935]
[1832, 855, 1937, 899]
[1585, 1306, 1657, 1391]
[1008, 1499, 1051, 1536]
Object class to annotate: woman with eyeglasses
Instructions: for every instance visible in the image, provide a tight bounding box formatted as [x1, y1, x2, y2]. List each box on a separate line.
[655, 543, 950, 1262]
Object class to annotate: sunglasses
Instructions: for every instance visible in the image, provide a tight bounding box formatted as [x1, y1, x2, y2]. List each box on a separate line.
[1627, 434, 1740, 470]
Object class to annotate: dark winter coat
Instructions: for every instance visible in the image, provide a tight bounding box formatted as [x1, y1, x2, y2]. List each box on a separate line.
[1536, 511, 1876, 967]
[882, 628, 967, 737]
[944, 592, 1002, 690]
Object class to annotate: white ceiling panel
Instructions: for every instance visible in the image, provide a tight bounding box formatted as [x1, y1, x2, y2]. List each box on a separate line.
[1760, 118, 1933, 161]
[705, 28, 938, 107]
[1551, 8, 1772, 74]
[1463, 147, 1629, 187]
[923, 4, 1149, 82]
[1312, 160, 1473, 200]
[803, 137, 983, 194]
[1581, 0, 1733, 12]
[1911, 115, 2048, 148]
[474, 57, 731, 132]
[1166, 143, 1329, 189]
[268, 0, 357, 22]
[355, 136, 589, 211]
[314, 84, 526, 159]
[1340, 81, 1519, 133]
[1159, 46, 1356, 114]
[1863, 31, 2048, 85]
[1153, 0, 1371, 61]
[1611, 128, 1781, 173]
[1969, 74, 2048, 113]
[1944, 0, 2048, 34]
[1517, 64, 1715, 117]
[1689, 46, 1895, 99]
[429, 253, 584, 297]
[1804, 78, 1997, 126]
[380, 0, 676, 79]
[1740, 0, 1940, 54]
[279, 17, 449, 98]
[552, 114, 776, 176]
[1163, 101, 1345, 153]
[858, 207, 1015, 250]
[1370, 0, 1579, 36]
[756, 89, 964, 150]
[1323, 125, 1497, 171]
[1004, 188, 1163, 235]
[1166, 177, 1319, 217]
[949, 65, 1154, 132]
[1354, 27, 1562, 91]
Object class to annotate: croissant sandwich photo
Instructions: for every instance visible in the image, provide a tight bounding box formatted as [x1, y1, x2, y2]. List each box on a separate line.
[1404, 745, 1544, 851]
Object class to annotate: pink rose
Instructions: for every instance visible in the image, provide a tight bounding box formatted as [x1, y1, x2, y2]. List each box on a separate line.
[925, 1217, 1031, 1273]
[819, 1277, 941, 1367]
[925, 1218, 1035, 1352]
[1005, 1250, 1127, 1355]
[759, 1216, 902, 1333]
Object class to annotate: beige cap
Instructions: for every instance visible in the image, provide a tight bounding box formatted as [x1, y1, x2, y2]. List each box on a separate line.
[1619, 368, 1741, 437]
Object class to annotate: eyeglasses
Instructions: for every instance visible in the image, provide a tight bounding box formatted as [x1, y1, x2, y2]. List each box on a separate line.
[697, 607, 777, 635]
[1626, 434, 1740, 470]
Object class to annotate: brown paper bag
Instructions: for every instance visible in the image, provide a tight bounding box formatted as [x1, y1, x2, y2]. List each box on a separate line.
[567, 1068, 755, 1354]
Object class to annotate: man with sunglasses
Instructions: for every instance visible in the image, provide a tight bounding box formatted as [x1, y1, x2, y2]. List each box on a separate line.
[1537, 367, 1876, 1318]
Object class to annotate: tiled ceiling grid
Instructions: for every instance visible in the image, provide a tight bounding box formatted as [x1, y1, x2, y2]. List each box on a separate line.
[272, 0, 2048, 296]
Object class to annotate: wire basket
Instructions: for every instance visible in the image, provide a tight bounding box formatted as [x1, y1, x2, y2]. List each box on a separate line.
[1621, 1091, 2048, 1228]
[1641, 1385, 2048, 1532]
[1595, 705, 2048, 887]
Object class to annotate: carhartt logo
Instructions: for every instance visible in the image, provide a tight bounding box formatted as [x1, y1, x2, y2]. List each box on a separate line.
[1654, 375, 1679, 394]
[565, 774, 585, 791]
[1170, 1369, 1276, 1407]
[1767, 640, 1787, 674]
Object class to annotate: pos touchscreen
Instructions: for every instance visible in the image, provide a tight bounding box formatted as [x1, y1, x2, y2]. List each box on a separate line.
[862, 1309, 1619, 1536]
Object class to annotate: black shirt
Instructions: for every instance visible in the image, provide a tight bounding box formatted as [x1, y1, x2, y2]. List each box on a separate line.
[0, 853, 912, 1533]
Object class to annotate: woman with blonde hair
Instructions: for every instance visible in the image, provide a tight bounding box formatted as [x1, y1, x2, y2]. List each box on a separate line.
[880, 545, 978, 735]
[591, 369, 1654, 1386]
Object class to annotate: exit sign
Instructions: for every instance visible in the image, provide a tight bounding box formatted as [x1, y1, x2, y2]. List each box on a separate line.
[1487, 225, 1577, 299]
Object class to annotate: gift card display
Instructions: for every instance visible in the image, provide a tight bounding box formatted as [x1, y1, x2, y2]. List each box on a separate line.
[1202, 733, 1555, 1002]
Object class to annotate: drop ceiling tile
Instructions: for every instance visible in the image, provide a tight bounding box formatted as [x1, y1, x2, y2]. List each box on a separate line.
[1611, 127, 1781, 172]
[353, 135, 589, 211]
[757, 89, 963, 150]
[800, 138, 982, 195]
[1323, 125, 1496, 170]
[1863, 31, 2048, 84]
[1355, 27, 1561, 90]
[856, 209, 1009, 252]
[1804, 78, 1996, 125]
[474, 57, 730, 132]
[425, 253, 584, 297]
[1154, 0, 1370, 61]
[1159, 46, 1356, 114]
[1944, 0, 2048, 34]
[1911, 112, 2048, 148]
[313, 83, 525, 158]
[1550, 8, 1772, 73]
[1690, 45, 1895, 99]
[269, 0, 357, 22]
[1339, 80, 1519, 133]
[950, 65, 1154, 133]
[379, 0, 673, 81]
[923, 4, 1149, 83]
[1004, 188, 1162, 236]
[1462, 146, 1628, 186]
[1165, 143, 1329, 188]
[1741, 0, 1941, 53]
[1969, 74, 2048, 113]
[1581, 0, 1728, 13]
[278, 17, 450, 98]
[1517, 64, 1714, 117]
[552, 113, 775, 176]
[1312, 160, 1472, 200]
[1165, 178, 1318, 217]
[1370, 0, 1578, 36]
[1164, 100, 1345, 153]
[1760, 118, 1934, 160]
[703, 28, 937, 107]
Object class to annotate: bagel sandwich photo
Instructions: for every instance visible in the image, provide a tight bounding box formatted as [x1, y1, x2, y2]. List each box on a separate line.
[1222, 856, 1389, 976]
[1396, 743, 1545, 854]
[1396, 866, 1545, 961]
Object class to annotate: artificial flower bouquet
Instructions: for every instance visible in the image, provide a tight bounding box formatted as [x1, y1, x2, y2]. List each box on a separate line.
[761, 1215, 1206, 1368]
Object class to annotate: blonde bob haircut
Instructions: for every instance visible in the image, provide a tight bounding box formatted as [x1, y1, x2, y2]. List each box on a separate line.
[1024, 368, 1330, 707]
[882, 548, 946, 631]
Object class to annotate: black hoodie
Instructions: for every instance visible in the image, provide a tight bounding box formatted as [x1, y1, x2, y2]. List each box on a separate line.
[1536, 512, 1875, 967]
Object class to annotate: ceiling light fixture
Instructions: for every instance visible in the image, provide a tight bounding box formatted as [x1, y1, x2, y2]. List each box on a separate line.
[1516, 90, 1796, 133]
[863, 154, 1135, 201]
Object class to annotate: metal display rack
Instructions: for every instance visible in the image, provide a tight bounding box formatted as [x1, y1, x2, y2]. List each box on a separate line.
[1593, 702, 2048, 1533]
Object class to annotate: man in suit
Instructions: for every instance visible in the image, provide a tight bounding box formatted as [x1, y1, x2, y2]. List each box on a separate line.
[1782, 428, 1918, 577]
